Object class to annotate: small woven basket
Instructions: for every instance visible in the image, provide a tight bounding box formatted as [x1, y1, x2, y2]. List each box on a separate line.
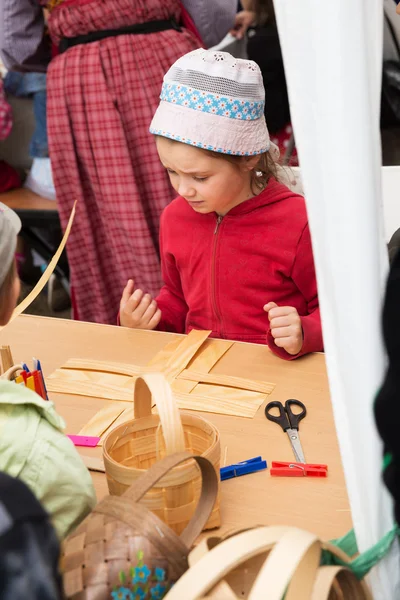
[61, 451, 218, 599]
[103, 373, 221, 534]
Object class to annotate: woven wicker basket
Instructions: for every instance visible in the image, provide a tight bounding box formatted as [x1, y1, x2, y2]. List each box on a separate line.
[103, 373, 221, 534]
[165, 526, 373, 600]
[61, 451, 218, 599]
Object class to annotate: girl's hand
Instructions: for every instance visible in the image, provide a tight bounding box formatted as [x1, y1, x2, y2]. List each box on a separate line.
[230, 10, 256, 40]
[264, 302, 303, 355]
[120, 279, 161, 330]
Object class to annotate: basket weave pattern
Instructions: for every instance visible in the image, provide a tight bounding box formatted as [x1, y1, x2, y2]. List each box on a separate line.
[61, 452, 218, 599]
[63, 523, 174, 599]
[103, 374, 221, 534]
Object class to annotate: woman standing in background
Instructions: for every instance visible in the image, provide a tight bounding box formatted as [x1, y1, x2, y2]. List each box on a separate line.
[0, 0, 236, 324]
[232, 0, 295, 163]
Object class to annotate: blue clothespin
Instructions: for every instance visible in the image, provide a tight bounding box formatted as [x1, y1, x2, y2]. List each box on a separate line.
[21, 362, 30, 373]
[220, 456, 267, 481]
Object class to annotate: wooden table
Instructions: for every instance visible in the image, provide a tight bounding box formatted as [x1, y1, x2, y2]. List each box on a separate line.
[0, 315, 352, 540]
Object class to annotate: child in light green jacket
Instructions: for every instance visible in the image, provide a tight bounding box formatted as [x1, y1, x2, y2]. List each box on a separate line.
[0, 203, 96, 538]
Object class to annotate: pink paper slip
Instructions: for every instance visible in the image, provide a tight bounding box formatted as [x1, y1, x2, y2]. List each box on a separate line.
[67, 435, 100, 447]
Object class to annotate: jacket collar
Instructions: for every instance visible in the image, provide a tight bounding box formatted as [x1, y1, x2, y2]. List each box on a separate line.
[225, 178, 293, 217]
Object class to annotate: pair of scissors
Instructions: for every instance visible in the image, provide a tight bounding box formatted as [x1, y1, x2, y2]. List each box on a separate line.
[265, 399, 307, 464]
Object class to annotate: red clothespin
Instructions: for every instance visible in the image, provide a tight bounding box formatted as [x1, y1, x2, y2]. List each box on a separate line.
[270, 461, 328, 477]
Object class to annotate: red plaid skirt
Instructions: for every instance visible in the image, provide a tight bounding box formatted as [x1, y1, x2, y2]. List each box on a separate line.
[46, 0, 199, 323]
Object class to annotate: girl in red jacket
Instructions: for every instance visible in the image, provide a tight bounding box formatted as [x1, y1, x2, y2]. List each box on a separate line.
[119, 49, 323, 360]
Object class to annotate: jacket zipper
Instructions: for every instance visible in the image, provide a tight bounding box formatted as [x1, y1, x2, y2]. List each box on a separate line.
[211, 215, 224, 336]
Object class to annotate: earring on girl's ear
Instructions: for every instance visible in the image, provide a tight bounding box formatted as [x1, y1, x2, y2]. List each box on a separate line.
[255, 170, 263, 177]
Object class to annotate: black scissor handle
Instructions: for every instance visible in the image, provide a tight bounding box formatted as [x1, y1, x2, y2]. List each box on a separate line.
[265, 401, 290, 431]
[285, 399, 307, 430]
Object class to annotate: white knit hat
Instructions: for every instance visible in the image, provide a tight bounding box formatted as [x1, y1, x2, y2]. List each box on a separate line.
[150, 48, 279, 157]
[0, 203, 21, 288]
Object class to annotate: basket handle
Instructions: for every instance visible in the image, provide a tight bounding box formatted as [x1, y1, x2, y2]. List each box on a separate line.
[311, 566, 370, 599]
[319, 543, 373, 599]
[248, 529, 321, 599]
[194, 566, 368, 600]
[133, 374, 186, 456]
[0, 364, 23, 380]
[165, 526, 317, 600]
[123, 451, 218, 547]
[184, 531, 371, 600]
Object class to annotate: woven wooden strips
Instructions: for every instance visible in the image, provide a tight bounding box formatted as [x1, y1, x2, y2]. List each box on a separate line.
[179, 369, 275, 394]
[47, 365, 274, 420]
[64, 533, 86, 556]
[47, 330, 275, 445]
[146, 336, 185, 369]
[78, 402, 127, 437]
[172, 339, 233, 394]
[174, 389, 263, 418]
[0, 346, 14, 375]
[47, 328, 215, 405]
[47, 370, 133, 401]
[62, 358, 147, 377]
[61, 452, 219, 599]
[156, 329, 212, 381]
[187, 338, 233, 371]
[47, 366, 274, 418]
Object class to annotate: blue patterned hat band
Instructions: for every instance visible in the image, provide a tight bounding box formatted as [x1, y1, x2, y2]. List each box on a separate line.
[160, 82, 265, 121]
[150, 49, 279, 158]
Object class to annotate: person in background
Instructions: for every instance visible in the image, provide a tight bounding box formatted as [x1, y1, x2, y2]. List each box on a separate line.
[183, 0, 237, 49]
[231, 0, 296, 164]
[0, 77, 12, 141]
[375, 0, 400, 526]
[0, 0, 236, 325]
[4, 71, 54, 199]
[0, 203, 96, 538]
[0, 77, 21, 193]
[119, 49, 323, 360]
[386, 1, 400, 262]
[375, 249, 400, 526]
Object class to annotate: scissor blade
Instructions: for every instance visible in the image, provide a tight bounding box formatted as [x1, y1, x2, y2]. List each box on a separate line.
[286, 428, 306, 464]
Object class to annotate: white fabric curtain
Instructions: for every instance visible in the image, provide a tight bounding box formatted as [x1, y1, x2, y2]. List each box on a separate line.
[272, 1, 399, 598]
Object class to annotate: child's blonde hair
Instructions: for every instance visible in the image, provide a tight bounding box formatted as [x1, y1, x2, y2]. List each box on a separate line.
[206, 150, 278, 194]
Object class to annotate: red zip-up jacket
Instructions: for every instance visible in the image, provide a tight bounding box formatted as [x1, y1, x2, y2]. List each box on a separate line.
[156, 178, 323, 360]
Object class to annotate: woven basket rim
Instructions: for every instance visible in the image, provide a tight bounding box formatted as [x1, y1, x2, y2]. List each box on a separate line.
[103, 411, 220, 474]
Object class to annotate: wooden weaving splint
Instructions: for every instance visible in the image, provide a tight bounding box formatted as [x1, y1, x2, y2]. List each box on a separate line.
[0, 345, 14, 376]
[46, 330, 276, 440]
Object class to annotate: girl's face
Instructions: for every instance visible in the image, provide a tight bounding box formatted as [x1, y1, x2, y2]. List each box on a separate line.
[156, 137, 258, 216]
